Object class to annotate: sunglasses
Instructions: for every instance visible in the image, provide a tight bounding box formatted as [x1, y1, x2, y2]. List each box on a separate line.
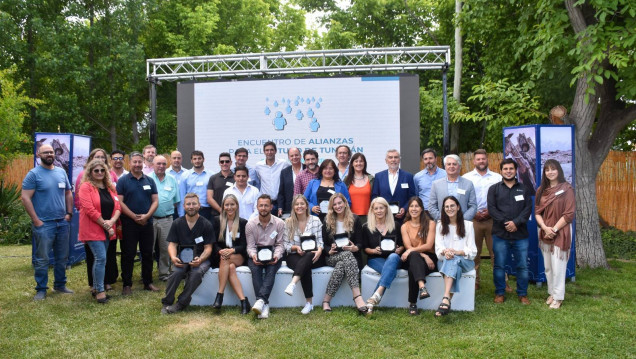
[112, 156, 124, 160]
[219, 160, 231, 164]
[92, 169, 106, 174]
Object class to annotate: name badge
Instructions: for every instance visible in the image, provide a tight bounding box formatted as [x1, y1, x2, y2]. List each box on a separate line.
[515, 195, 524, 201]
[320, 201, 330, 213]
[58, 182, 66, 189]
[226, 181, 233, 187]
[327, 189, 336, 195]
[114, 197, 119, 201]
[270, 230, 278, 239]
[143, 185, 151, 190]
[457, 188, 466, 195]
[164, 186, 172, 191]
[196, 181, 203, 186]
[401, 183, 409, 189]
[194, 236, 203, 244]
[555, 190, 564, 196]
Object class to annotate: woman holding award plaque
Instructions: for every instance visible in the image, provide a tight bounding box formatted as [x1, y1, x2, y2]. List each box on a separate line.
[363, 197, 405, 313]
[401, 197, 437, 315]
[321, 193, 367, 313]
[282, 194, 324, 314]
[304, 159, 351, 220]
[434, 196, 477, 317]
[212, 194, 250, 314]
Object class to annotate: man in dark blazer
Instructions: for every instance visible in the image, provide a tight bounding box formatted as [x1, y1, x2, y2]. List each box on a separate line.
[371, 149, 416, 221]
[428, 154, 477, 221]
[277, 147, 303, 216]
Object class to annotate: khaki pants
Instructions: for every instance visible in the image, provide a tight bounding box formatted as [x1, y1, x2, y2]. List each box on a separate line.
[472, 218, 494, 284]
[153, 217, 173, 279]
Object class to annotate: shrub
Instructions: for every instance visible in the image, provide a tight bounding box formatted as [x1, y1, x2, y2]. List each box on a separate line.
[0, 180, 32, 245]
[601, 227, 636, 261]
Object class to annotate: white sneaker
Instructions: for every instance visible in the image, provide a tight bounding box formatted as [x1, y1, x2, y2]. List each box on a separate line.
[285, 282, 296, 296]
[301, 302, 313, 315]
[367, 292, 383, 306]
[258, 304, 270, 319]
[252, 298, 265, 315]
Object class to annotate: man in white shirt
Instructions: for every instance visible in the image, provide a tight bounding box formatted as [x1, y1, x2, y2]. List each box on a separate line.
[335, 145, 351, 179]
[253, 141, 289, 213]
[223, 166, 260, 220]
[142, 144, 156, 175]
[462, 149, 502, 289]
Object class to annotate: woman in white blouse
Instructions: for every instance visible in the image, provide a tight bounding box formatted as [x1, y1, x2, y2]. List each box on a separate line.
[434, 196, 477, 317]
[283, 194, 324, 314]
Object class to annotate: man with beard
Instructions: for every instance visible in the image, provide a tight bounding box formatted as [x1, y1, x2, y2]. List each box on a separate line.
[116, 152, 159, 294]
[488, 159, 533, 304]
[371, 149, 416, 221]
[22, 144, 74, 300]
[246, 195, 285, 319]
[178, 151, 213, 220]
[277, 147, 303, 216]
[462, 149, 502, 289]
[293, 149, 319, 196]
[142, 145, 156, 175]
[413, 148, 446, 206]
[161, 193, 215, 314]
[231, 147, 259, 188]
[428, 154, 477, 221]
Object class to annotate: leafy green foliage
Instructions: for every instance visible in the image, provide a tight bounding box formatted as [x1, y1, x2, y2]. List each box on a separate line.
[601, 227, 636, 260]
[0, 180, 31, 245]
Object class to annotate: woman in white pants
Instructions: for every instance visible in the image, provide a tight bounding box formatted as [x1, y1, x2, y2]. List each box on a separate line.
[535, 159, 575, 309]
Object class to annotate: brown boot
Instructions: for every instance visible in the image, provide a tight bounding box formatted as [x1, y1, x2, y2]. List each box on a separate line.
[518, 296, 531, 305]
[494, 295, 505, 303]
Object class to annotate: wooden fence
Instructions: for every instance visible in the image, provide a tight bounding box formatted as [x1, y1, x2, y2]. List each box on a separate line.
[3, 151, 634, 231]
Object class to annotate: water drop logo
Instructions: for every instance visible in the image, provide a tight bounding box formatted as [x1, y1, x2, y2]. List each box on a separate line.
[265, 95, 323, 132]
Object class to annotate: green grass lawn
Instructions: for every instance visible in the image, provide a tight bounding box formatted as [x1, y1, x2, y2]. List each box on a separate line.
[0, 245, 633, 358]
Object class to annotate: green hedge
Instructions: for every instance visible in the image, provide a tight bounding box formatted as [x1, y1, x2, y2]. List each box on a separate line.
[601, 227, 636, 260]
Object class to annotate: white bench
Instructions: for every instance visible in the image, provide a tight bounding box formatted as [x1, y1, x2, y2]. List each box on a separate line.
[361, 266, 476, 311]
[191, 264, 355, 307]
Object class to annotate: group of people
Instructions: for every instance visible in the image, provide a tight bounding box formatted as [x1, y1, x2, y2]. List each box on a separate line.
[21, 142, 575, 317]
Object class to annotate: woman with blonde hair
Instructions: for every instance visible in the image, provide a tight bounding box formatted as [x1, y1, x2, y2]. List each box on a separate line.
[320, 193, 367, 313]
[212, 194, 250, 314]
[535, 159, 575, 309]
[282, 194, 324, 314]
[363, 197, 404, 313]
[78, 159, 121, 303]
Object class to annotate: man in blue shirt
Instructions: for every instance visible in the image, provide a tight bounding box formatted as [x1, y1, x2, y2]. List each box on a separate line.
[231, 147, 259, 189]
[413, 148, 446, 206]
[168, 150, 187, 220]
[21, 144, 74, 300]
[117, 151, 159, 295]
[149, 155, 180, 281]
[178, 150, 213, 220]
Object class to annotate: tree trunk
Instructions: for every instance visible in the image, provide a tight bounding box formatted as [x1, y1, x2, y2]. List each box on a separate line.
[450, 0, 462, 154]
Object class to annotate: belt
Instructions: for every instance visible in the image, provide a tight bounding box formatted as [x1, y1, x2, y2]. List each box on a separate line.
[153, 214, 173, 220]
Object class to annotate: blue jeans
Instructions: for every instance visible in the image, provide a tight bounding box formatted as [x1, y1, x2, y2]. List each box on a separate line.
[32, 219, 70, 292]
[493, 235, 529, 296]
[87, 239, 109, 292]
[439, 256, 475, 293]
[367, 253, 401, 290]
[247, 258, 282, 304]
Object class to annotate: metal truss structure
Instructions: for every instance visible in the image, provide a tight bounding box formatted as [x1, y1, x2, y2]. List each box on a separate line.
[146, 46, 452, 152]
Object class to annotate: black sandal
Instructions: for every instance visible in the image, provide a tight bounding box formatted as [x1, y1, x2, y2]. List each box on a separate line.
[322, 301, 332, 312]
[435, 296, 451, 317]
[353, 295, 368, 314]
[408, 303, 419, 316]
[418, 286, 430, 300]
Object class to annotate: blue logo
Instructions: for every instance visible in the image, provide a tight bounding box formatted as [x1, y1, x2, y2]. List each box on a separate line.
[265, 96, 323, 132]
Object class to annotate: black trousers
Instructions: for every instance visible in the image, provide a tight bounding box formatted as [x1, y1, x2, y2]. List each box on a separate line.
[120, 218, 154, 287]
[406, 251, 438, 303]
[286, 252, 324, 299]
[84, 236, 119, 286]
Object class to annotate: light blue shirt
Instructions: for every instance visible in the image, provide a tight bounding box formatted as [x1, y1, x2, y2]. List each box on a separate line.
[254, 158, 290, 200]
[178, 168, 212, 216]
[413, 166, 446, 206]
[446, 177, 459, 198]
[22, 166, 71, 221]
[149, 172, 180, 217]
[167, 166, 188, 187]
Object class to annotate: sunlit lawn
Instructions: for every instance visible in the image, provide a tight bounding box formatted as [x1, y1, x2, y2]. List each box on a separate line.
[0, 245, 633, 358]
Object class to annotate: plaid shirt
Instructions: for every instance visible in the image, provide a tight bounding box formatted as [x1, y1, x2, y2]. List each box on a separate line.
[293, 169, 318, 196]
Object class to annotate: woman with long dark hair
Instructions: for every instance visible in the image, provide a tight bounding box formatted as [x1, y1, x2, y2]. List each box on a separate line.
[304, 159, 351, 220]
[78, 159, 121, 303]
[343, 153, 374, 223]
[534, 159, 575, 309]
[282, 194, 324, 314]
[212, 194, 250, 314]
[320, 193, 367, 313]
[434, 196, 477, 316]
[401, 197, 437, 315]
